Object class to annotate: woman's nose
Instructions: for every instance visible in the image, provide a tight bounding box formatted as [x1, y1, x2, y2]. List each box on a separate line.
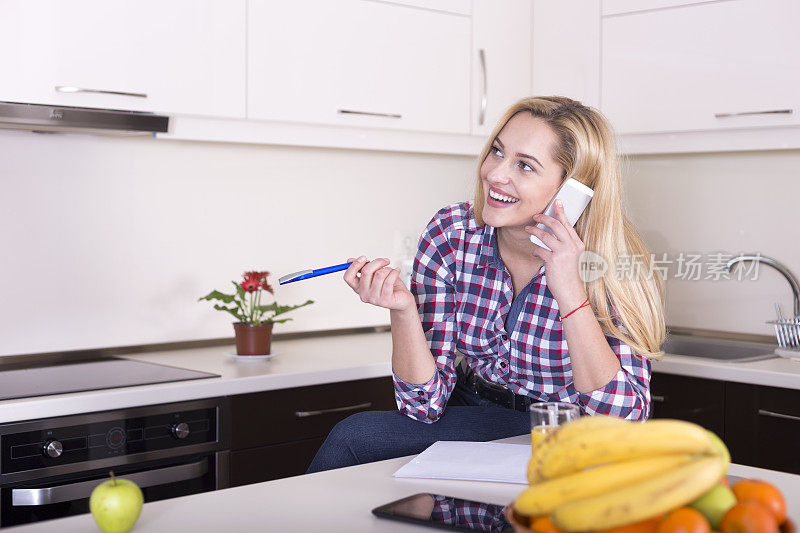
[487, 164, 511, 184]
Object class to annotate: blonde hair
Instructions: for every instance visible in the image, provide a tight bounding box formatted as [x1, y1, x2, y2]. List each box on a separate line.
[474, 96, 665, 360]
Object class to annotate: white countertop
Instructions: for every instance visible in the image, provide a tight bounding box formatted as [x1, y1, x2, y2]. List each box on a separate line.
[9, 434, 799, 532]
[0, 332, 393, 424]
[652, 351, 800, 389]
[2, 330, 799, 423]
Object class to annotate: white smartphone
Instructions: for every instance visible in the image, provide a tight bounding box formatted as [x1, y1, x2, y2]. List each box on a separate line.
[529, 178, 594, 251]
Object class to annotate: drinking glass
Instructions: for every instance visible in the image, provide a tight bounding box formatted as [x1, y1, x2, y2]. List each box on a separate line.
[529, 402, 581, 450]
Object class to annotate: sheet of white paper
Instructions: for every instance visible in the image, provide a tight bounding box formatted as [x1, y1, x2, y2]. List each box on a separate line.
[392, 441, 530, 484]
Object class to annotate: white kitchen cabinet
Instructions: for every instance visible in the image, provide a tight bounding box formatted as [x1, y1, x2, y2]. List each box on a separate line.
[602, 0, 708, 16]
[531, 0, 600, 109]
[0, 0, 246, 118]
[247, 0, 471, 134]
[602, 0, 800, 135]
[470, 0, 533, 136]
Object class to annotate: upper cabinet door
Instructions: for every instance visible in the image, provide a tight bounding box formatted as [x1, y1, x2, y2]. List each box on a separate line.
[530, 0, 600, 110]
[247, 0, 471, 134]
[471, 0, 532, 136]
[602, 0, 800, 134]
[0, 0, 246, 118]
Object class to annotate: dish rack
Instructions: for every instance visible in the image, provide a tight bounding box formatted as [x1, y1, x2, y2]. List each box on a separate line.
[768, 303, 800, 360]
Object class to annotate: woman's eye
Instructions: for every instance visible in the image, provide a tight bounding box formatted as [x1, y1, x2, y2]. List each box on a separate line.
[490, 145, 503, 157]
[519, 161, 533, 172]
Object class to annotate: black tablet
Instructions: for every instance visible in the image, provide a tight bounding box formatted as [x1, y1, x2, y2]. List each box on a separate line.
[372, 493, 514, 532]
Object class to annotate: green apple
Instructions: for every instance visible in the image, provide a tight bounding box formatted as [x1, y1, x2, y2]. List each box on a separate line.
[89, 472, 143, 533]
[690, 482, 737, 530]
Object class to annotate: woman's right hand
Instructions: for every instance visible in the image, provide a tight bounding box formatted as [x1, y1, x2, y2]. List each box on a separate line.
[343, 256, 416, 312]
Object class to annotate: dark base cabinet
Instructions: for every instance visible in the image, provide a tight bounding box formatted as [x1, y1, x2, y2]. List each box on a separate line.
[230, 437, 325, 486]
[650, 373, 725, 439]
[651, 373, 800, 475]
[228, 376, 396, 487]
[725, 382, 800, 475]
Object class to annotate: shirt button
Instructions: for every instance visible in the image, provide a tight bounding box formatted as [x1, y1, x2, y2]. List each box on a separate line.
[419, 399, 427, 404]
[417, 390, 424, 396]
[427, 412, 437, 421]
[499, 361, 507, 368]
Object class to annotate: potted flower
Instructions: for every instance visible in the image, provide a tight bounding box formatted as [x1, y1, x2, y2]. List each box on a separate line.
[199, 271, 313, 355]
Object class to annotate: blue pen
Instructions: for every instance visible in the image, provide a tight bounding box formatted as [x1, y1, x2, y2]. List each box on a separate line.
[279, 262, 362, 285]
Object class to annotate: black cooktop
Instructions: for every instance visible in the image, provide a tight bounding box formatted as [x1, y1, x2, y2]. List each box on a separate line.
[0, 358, 219, 401]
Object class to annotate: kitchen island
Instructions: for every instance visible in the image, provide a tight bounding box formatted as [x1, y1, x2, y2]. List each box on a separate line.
[8, 433, 800, 532]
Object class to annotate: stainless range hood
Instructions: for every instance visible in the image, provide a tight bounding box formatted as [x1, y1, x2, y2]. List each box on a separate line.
[0, 101, 169, 135]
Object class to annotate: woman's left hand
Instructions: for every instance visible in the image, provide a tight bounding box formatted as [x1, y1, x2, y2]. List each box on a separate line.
[525, 200, 588, 310]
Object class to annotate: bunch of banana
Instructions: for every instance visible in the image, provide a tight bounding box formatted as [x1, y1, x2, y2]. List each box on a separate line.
[514, 416, 730, 532]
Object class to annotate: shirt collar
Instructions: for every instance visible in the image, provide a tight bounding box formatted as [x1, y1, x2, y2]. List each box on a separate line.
[477, 219, 546, 280]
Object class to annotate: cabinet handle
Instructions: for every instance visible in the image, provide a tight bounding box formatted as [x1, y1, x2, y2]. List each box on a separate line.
[55, 85, 147, 98]
[12, 459, 207, 506]
[758, 409, 800, 422]
[478, 48, 487, 126]
[295, 401, 372, 418]
[338, 109, 401, 119]
[714, 109, 792, 119]
[651, 394, 666, 402]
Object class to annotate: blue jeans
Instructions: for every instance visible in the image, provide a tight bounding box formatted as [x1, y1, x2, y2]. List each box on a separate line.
[306, 378, 531, 473]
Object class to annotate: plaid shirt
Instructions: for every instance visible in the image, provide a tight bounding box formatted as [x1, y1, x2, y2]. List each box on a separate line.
[430, 495, 509, 532]
[393, 202, 651, 423]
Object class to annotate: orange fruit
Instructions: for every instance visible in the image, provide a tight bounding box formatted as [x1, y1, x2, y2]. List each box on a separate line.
[732, 479, 787, 524]
[720, 501, 779, 533]
[657, 507, 711, 533]
[597, 516, 662, 533]
[529, 515, 565, 533]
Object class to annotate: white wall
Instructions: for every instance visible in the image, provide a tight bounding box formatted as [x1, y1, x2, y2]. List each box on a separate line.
[2, 127, 797, 356]
[622, 150, 800, 338]
[0, 130, 476, 355]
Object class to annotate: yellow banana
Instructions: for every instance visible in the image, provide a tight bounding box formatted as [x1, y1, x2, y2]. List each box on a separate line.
[707, 430, 730, 472]
[528, 415, 627, 483]
[532, 419, 716, 480]
[515, 454, 694, 516]
[551, 455, 726, 532]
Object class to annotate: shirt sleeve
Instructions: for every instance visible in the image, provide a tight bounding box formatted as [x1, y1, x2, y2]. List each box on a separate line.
[576, 321, 652, 421]
[392, 212, 459, 424]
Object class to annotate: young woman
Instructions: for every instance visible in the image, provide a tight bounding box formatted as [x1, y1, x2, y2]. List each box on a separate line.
[307, 96, 666, 473]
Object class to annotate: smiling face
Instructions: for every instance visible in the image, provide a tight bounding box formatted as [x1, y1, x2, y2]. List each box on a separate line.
[479, 112, 565, 231]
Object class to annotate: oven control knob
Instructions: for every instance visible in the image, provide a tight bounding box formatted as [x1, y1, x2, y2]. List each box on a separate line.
[43, 440, 63, 458]
[171, 422, 190, 439]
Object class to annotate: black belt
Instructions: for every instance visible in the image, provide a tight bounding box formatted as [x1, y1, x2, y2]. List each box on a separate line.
[457, 364, 535, 413]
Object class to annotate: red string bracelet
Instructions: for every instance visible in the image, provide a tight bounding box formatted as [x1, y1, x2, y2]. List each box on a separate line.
[560, 297, 590, 321]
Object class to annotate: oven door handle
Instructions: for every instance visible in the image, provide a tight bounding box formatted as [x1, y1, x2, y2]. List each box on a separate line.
[12, 459, 209, 506]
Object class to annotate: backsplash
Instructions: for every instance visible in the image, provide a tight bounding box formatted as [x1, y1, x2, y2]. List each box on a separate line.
[0, 130, 475, 355]
[623, 149, 800, 338]
[2, 127, 797, 355]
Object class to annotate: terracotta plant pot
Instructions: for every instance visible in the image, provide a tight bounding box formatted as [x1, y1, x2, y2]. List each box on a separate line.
[233, 322, 273, 355]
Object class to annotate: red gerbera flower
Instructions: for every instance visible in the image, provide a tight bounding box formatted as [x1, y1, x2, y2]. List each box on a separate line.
[261, 279, 274, 294]
[240, 271, 262, 293]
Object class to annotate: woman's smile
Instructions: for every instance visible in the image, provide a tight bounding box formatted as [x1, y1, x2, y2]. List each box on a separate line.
[486, 186, 520, 208]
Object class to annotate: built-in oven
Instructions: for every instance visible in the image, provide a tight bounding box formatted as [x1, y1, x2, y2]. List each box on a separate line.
[0, 397, 230, 528]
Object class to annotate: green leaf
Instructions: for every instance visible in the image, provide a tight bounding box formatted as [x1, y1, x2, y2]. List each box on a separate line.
[233, 281, 246, 302]
[259, 299, 314, 317]
[269, 318, 292, 324]
[213, 304, 244, 321]
[198, 290, 236, 304]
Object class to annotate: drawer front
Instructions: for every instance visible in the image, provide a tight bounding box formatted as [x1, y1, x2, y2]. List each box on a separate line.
[229, 438, 326, 487]
[230, 377, 395, 449]
[726, 383, 800, 474]
[650, 373, 725, 438]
